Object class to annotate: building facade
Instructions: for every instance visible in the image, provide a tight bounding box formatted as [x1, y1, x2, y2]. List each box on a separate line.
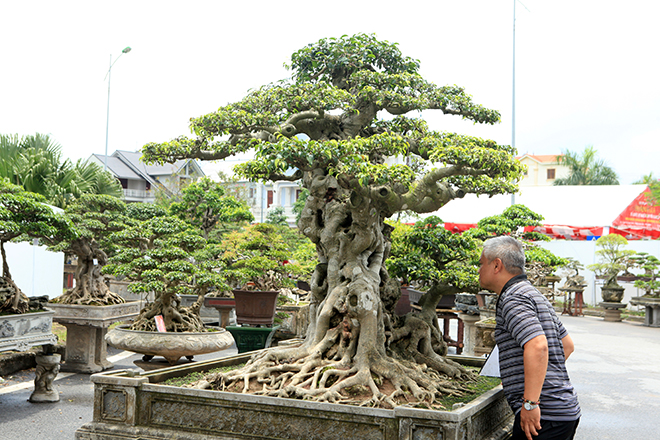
[90, 150, 204, 203]
[516, 154, 569, 187]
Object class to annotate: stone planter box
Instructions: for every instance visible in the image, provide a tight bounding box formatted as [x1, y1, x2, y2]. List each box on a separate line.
[75, 351, 512, 440]
[47, 301, 142, 373]
[1, 308, 60, 402]
[630, 296, 660, 327]
[1, 308, 57, 352]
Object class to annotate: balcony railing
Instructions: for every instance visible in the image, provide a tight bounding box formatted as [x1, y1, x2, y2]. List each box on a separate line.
[123, 189, 153, 199]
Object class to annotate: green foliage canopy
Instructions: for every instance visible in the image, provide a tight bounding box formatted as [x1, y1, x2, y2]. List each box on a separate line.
[169, 176, 254, 240]
[142, 34, 524, 216]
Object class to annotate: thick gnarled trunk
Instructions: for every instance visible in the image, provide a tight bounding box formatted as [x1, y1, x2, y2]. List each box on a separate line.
[199, 171, 473, 408]
[52, 239, 125, 306]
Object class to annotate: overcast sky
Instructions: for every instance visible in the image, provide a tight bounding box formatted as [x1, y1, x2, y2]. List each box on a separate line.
[1, 0, 658, 184]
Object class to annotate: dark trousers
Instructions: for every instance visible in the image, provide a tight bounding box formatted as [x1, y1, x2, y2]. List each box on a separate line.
[512, 412, 580, 440]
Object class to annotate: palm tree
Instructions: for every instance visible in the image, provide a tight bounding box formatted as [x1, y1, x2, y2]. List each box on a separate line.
[553, 146, 619, 185]
[0, 133, 123, 207]
[634, 172, 660, 205]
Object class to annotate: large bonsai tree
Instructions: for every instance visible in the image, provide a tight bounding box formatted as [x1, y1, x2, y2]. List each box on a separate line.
[0, 179, 77, 314]
[48, 194, 128, 306]
[142, 34, 523, 408]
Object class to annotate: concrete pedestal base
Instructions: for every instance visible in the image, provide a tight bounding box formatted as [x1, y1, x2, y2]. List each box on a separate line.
[599, 302, 627, 322]
[48, 301, 141, 373]
[458, 312, 481, 357]
[60, 323, 111, 373]
[630, 297, 660, 327]
[474, 319, 496, 356]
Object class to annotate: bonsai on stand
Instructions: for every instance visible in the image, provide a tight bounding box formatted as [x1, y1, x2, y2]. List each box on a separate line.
[168, 177, 254, 327]
[558, 258, 587, 316]
[629, 252, 660, 327]
[588, 234, 635, 322]
[0, 179, 73, 402]
[44, 194, 142, 373]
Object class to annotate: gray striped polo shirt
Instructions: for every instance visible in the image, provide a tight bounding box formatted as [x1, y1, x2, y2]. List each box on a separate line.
[494, 276, 581, 421]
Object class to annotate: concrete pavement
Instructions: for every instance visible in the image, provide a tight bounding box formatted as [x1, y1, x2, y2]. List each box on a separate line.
[560, 315, 660, 440]
[1, 316, 659, 440]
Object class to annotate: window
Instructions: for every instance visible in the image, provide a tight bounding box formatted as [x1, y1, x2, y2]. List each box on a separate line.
[267, 190, 274, 208]
[547, 168, 556, 179]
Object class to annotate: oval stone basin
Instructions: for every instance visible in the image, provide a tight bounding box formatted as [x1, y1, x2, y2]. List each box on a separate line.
[105, 325, 234, 364]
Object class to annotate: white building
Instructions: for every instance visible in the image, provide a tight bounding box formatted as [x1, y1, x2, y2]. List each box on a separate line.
[516, 154, 570, 186]
[90, 150, 204, 203]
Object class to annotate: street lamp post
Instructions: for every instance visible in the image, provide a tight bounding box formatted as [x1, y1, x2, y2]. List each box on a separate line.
[104, 46, 132, 171]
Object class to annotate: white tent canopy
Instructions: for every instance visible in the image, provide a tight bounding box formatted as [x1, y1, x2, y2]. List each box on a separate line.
[419, 184, 648, 227]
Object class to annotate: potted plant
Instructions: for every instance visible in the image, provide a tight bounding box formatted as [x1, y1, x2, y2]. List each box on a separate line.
[103, 215, 233, 364]
[128, 33, 521, 427]
[168, 177, 254, 322]
[588, 234, 635, 303]
[219, 223, 295, 326]
[387, 216, 482, 357]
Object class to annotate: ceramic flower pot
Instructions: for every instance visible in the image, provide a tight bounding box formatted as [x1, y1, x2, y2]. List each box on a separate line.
[232, 289, 278, 326]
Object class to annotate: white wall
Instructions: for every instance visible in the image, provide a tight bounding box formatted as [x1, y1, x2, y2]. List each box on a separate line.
[2, 241, 64, 299]
[538, 239, 660, 307]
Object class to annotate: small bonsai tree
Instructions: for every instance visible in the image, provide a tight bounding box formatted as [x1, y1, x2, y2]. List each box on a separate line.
[219, 223, 295, 291]
[0, 179, 77, 314]
[168, 176, 254, 241]
[105, 216, 211, 332]
[631, 252, 660, 297]
[48, 194, 128, 306]
[558, 258, 587, 290]
[387, 216, 482, 360]
[588, 234, 635, 288]
[477, 204, 567, 285]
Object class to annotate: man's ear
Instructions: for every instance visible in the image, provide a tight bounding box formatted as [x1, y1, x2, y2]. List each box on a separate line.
[492, 258, 503, 273]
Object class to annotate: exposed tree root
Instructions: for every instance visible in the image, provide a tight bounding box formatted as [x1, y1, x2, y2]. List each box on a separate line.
[130, 291, 205, 332]
[52, 256, 125, 306]
[0, 276, 29, 314]
[191, 312, 476, 409]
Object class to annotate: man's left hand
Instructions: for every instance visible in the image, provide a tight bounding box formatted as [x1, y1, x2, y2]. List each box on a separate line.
[520, 407, 541, 440]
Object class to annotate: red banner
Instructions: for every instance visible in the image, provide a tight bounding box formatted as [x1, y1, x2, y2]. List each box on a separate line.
[612, 187, 660, 231]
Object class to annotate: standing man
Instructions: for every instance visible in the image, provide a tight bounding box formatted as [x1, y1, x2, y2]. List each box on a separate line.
[478, 236, 580, 440]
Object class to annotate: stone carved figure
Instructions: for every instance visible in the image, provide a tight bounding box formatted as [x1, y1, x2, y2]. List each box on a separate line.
[29, 353, 61, 403]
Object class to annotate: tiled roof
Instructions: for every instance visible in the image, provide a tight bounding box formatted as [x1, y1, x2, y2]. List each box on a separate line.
[516, 154, 562, 163]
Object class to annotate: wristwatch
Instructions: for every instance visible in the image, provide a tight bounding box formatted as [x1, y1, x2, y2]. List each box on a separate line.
[522, 398, 540, 411]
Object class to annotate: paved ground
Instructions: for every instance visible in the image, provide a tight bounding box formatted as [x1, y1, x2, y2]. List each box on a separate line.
[1, 316, 658, 440]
